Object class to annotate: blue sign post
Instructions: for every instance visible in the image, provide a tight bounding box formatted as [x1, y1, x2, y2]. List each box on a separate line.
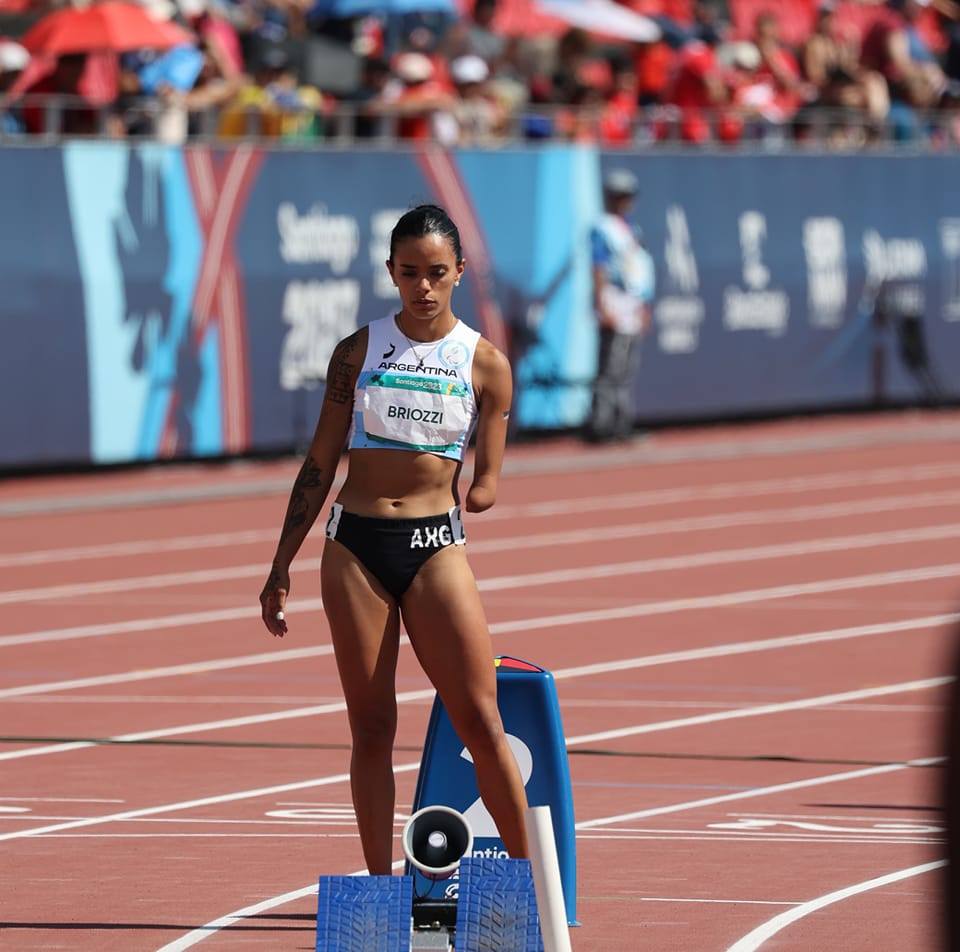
[407, 656, 579, 926]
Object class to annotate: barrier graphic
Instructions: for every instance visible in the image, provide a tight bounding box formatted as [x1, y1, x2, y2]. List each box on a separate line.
[3, 146, 960, 469]
[407, 656, 578, 926]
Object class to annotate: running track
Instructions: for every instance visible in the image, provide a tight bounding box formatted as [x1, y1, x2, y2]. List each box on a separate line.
[1, 411, 957, 951]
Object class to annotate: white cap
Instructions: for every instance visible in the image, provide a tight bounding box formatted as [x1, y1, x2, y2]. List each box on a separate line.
[0, 42, 29, 74]
[450, 54, 489, 85]
[394, 52, 434, 84]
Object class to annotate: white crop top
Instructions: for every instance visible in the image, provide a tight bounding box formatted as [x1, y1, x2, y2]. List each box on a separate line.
[347, 314, 482, 461]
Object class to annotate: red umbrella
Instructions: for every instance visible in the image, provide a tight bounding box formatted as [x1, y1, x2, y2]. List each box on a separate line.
[21, 2, 194, 55]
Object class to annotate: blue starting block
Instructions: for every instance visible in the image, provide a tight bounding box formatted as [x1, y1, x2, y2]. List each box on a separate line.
[316, 875, 413, 952]
[408, 656, 578, 926]
[455, 858, 544, 952]
[316, 859, 542, 952]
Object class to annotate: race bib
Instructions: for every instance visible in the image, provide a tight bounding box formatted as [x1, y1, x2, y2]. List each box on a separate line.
[362, 373, 471, 451]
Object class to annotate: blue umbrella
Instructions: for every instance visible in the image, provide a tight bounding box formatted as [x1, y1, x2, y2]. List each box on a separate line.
[312, 0, 457, 16]
[137, 44, 204, 94]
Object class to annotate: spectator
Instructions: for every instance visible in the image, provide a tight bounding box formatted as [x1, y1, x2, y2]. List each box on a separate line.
[346, 55, 394, 138]
[151, 39, 242, 141]
[586, 168, 655, 444]
[665, 30, 730, 142]
[555, 80, 605, 142]
[23, 54, 101, 136]
[599, 56, 640, 145]
[221, 44, 326, 139]
[752, 10, 807, 125]
[0, 42, 28, 134]
[551, 28, 593, 104]
[449, 54, 504, 144]
[463, 0, 506, 65]
[802, 2, 889, 129]
[862, 0, 947, 137]
[391, 50, 457, 144]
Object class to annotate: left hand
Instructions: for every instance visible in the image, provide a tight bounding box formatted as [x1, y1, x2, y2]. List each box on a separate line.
[466, 482, 496, 513]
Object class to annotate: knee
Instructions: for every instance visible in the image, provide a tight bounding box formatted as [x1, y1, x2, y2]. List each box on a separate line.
[455, 704, 506, 759]
[349, 706, 397, 752]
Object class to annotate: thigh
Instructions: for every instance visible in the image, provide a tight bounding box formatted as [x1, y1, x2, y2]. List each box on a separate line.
[400, 546, 498, 721]
[321, 539, 400, 720]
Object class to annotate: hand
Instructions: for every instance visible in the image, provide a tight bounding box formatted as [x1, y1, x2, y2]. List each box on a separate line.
[466, 483, 496, 513]
[259, 563, 290, 638]
[597, 309, 617, 331]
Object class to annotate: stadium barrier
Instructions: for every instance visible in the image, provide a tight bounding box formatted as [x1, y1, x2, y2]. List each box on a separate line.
[1, 142, 958, 469]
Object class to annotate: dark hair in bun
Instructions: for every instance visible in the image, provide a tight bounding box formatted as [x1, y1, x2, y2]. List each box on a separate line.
[389, 204, 463, 263]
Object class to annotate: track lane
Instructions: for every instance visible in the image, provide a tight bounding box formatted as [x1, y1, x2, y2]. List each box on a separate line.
[0, 415, 955, 951]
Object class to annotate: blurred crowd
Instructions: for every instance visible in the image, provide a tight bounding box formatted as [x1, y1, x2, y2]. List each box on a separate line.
[2, 0, 960, 146]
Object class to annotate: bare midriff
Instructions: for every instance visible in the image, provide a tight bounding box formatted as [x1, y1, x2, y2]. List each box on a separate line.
[335, 447, 460, 518]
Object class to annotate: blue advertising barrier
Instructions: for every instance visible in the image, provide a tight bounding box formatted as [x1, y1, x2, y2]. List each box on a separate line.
[2, 144, 959, 470]
[406, 656, 578, 927]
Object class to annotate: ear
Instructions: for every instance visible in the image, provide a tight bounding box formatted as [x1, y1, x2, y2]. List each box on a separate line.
[456, 259, 466, 286]
[386, 259, 396, 286]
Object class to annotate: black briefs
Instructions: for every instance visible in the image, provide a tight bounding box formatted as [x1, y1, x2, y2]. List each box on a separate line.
[325, 503, 466, 599]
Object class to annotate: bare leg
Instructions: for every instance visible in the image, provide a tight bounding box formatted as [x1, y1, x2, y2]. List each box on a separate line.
[321, 539, 400, 874]
[401, 546, 529, 858]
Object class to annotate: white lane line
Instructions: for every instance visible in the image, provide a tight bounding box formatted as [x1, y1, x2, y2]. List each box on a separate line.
[0, 796, 124, 803]
[0, 608, 954, 760]
[0, 686, 435, 762]
[575, 833, 941, 845]
[0, 529, 279, 569]
[0, 765, 424, 843]
[490, 562, 960, 637]
[480, 522, 960, 592]
[0, 644, 338, 699]
[3, 513, 960, 607]
[0, 602, 325, 650]
[152, 755, 945, 951]
[2, 694, 349, 705]
[639, 898, 801, 905]
[154, 883, 329, 951]
[7, 463, 960, 568]
[562, 676, 951, 747]
[4, 606, 956, 702]
[581, 825, 941, 839]
[4, 512, 960, 653]
[473, 489, 960, 557]
[724, 860, 946, 952]
[2, 833, 937, 846]
[579, 833, 942, 845]
[0, 679, 946, 840]
[4, 467, 959, 569]
[728, 811, 940, 822]
[574, 756, 943, 830]
[18, 833, 356, 838]
[547, 612, 959, 682]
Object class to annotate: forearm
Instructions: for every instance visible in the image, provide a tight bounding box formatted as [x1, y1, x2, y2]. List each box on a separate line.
[272, 454, 336, 569]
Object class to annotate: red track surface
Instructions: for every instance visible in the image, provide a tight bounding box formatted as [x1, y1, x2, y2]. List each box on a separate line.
[1, 411, 957, 951]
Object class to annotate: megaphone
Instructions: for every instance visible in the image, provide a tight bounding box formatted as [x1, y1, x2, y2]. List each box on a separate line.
[402, 805, 473, 881]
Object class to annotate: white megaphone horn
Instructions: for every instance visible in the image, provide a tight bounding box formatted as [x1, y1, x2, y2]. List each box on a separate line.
[402, 805, 474, 880]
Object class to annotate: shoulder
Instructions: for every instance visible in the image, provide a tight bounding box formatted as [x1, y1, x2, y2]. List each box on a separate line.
[473, 336, 510, 377]
[472, 337, 512, 398]
[331, 325, 369, 365]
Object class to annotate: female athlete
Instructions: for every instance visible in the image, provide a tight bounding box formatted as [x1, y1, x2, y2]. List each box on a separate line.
[258, 204, 528, 873]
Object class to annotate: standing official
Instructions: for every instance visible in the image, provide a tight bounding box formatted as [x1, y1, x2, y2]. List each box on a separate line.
[586, 169, 656, 443]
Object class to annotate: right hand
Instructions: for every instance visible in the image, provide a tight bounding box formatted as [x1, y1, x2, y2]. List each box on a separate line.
[597, 308, 617, 331]
[259, 563, 290, 638]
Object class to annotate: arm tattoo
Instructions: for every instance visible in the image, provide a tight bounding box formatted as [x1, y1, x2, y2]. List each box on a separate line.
[279, 458, 324, 546]
[326, 333, 360, 405]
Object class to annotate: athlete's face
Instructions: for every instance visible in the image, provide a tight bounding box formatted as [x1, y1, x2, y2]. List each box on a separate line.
[387, 233, 465, 322]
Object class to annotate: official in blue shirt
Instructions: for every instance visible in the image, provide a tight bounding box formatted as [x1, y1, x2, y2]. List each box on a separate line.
[586, 168, 655, 442]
